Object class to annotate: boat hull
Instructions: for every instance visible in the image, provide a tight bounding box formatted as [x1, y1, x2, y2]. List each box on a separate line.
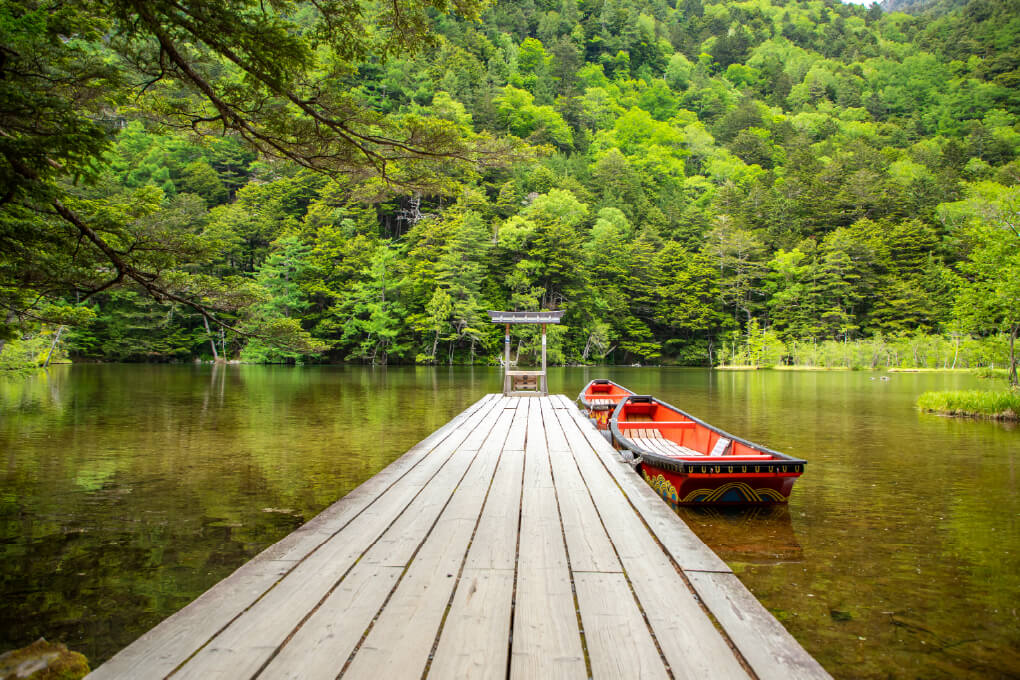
[642, 464, 799, 505]
[609, 394, 807, 506]
[578, 379, 634, 431]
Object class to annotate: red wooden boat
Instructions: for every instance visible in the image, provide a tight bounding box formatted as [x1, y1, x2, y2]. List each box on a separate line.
[578, 379, 635, 431]
[610, 395, 806, 505]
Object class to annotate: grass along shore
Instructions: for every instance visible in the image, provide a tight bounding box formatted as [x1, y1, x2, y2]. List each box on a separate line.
[917, 390, 1020, 420]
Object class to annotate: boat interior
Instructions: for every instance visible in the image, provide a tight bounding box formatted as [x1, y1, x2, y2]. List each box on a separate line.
[582, 379, 634, 407]
[614, 397, 775, 462]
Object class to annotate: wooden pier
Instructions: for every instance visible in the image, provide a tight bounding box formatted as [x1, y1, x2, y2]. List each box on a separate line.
[89, 395, 830, 680]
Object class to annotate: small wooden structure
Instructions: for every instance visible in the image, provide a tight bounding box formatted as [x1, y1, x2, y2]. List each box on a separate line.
[488, 310, 564, 396]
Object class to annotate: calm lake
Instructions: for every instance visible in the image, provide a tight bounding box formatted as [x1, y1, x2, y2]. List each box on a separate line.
[1, 365, 1017, 678]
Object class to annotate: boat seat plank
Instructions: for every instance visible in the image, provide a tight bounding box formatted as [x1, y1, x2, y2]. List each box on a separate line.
[709, 437, 732, 457]
[629, 429, 703, 458]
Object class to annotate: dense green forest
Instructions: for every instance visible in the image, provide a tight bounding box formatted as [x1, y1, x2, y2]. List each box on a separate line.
[1, 0, 1018, 374]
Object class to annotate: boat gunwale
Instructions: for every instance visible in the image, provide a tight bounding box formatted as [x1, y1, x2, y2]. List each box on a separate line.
[609, 395, 808, 470]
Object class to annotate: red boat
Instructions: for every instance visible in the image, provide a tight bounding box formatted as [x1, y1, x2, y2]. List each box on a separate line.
[610, 395, 806, 505]
[578, 379, 635, 431]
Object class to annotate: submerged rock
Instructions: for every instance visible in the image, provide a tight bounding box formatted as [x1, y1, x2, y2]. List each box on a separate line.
[0, 639, 89, 680]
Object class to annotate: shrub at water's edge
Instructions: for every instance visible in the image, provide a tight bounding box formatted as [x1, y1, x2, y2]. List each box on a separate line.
[917, 391, 1020, 420]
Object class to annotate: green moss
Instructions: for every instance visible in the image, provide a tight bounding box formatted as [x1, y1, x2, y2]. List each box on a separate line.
[917, 390, 1020, 420]
[0, 639, 90, 680]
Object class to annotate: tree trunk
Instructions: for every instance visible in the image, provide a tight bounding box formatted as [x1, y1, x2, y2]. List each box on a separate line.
[0, 310, 16, 355]
[1009, 324, 1018, 389]
[203, 315, 220, 362]
[43, 326, 64, 367]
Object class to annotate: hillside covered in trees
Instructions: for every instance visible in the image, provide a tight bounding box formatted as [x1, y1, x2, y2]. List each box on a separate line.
[2, 0, 1019, 370]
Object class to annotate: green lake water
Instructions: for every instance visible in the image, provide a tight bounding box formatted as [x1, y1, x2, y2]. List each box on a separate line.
[0, 365, 1016, 678]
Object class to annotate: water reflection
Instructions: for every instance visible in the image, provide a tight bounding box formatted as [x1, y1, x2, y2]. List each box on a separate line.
[675, 505, 803, 565]
[0, 365, 1017, 679]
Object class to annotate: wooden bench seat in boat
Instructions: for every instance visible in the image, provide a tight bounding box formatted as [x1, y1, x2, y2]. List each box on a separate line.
[587, 397, 617, 406]
[628, 429, 703, 458]
[627, 429, 773, 462]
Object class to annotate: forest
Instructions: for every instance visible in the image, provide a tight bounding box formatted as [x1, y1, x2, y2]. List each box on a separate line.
[1, 0, 1018, 373]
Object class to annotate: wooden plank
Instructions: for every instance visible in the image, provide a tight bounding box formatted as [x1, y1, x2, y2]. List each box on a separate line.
[504, 398, 529, 451]
[427, 404, 528, 678]
[88, 395, 497, 680]
[256, 445, 483, 680]
[262, 407, 515, 680]
[553, 405, 750, 680]
[168, 397, 505, 680]
[553, 395, 730, 573]
[540, 396, 569, 454]
[426, 569, 515, 680]
[511, 399, 586, 680]
[686, 572, 832, 680]
[463, 423, 527, 570]
[342, 408, 515, 679]
[256, 565, 402, 680]
[511, 568, 586, 680]
[540, 399, 619, 574]
[573, 572, 670, 680]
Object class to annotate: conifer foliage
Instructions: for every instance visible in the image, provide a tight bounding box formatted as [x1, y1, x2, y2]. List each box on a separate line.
[1, 0, 1018, 370]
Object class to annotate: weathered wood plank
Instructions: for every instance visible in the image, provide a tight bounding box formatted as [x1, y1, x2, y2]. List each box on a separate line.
[426, 569, 515, 680]
[90, 394, 829, 680]
[511, 567, 586, 680]
[426, 401, 530, 676]
[426, 405, 528, 678]
[685, 571, 832, 680]
[463, 418, 527, 571]
[553, 395, 730, 573]
[503, 397, 529, 452]
[166, 397, 504, 680]
[553, 405, 750, 680]
[540, 399, 619, 574]
[573, 572, 671, 680]
[511, 399, 586, 680]
[87, 395, 497, 680]
[256, 565, 402, 680]
[261, 405, 515, 680]
[342, 408, 516, 679]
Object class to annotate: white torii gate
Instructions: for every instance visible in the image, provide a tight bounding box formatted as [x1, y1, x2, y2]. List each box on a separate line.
[488, 310, 565, 396]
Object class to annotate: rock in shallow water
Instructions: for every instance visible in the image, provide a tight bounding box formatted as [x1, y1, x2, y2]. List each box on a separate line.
[0, 639, 89, 680]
